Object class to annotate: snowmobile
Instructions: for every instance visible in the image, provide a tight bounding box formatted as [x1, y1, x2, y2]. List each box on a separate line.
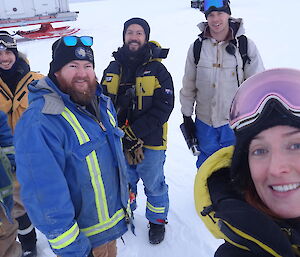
[191, 0, 201, 9]
[0, 0, 79, 39]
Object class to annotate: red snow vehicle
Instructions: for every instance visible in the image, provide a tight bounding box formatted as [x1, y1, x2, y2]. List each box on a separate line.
[0, 0, 80, 39]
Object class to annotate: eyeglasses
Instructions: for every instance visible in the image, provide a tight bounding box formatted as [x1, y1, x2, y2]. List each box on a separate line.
[62, 36, 93, 47]
[0, 33, 17, 48]
[200, 0, 229, 12]
[229, 68, 300, 131]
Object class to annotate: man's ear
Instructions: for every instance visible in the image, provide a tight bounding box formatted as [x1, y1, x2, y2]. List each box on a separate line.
[54, 71, 58, 77]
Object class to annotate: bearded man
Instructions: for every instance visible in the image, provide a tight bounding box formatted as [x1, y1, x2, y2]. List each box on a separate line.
[101, 18, 174, 245]
[14, 36, 131, 257]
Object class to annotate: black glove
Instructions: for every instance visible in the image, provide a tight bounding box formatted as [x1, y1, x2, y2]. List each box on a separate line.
[123, 136, 143, 153]
[123, 136, 144, 165]
[122, 125, 140, 151]
[183, 115, 196, 138]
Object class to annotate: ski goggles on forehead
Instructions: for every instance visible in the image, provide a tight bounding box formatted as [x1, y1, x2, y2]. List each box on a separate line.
[202, 0, 226, 12]
[0, 33, 17, 48]
[62, 36, 93, 47]
[229, 68, 300, 131]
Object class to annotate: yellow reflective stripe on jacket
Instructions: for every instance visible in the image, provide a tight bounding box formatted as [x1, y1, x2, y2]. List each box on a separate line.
[61, 107, 109, 222]
[146, 201, 165, 214]
[49, 223, 79, 250]
[106, 109, 116, 127]
[81, 208, 125, 237]
[2, 146, 15, 155]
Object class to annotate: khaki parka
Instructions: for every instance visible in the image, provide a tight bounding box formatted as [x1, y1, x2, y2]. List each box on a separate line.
[180, 18, 265, 127]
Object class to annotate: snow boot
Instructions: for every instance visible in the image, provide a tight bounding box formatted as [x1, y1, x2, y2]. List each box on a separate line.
[148, 222, 165, 244]
[16, 213, 37, 257]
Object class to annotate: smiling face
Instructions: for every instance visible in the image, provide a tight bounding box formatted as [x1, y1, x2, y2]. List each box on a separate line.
[206, 11, 230, 40]
[55, 60, 97, 105]
[0, 49, 16, 70]
[124, 24, 146, 52]
[248, 125, 300, 219]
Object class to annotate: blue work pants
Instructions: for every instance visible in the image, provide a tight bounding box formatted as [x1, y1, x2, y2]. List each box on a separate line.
[126, 148, 169, 224]
[195, 118, 235, 168]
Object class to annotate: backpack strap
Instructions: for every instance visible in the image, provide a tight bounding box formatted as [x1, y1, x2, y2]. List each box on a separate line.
[193, 38, 203, 65]
[237, 35, 251, 71]
[193, 35, 251, 70]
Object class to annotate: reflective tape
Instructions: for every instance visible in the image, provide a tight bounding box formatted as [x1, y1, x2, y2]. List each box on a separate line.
[61, 107, 125, 240]
[146, 201, 165, 214]
[106, 109, 116, 127]
[61, 108, 109, 222]
[18, 224, 34, 235]
[81, 208, 125, 237]
[49, 223, 79, 250]
[2, 146, 15, 155]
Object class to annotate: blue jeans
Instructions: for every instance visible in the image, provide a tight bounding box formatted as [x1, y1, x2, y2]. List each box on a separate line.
[195, 119, 235, 168]
[126, 148, 169, 224]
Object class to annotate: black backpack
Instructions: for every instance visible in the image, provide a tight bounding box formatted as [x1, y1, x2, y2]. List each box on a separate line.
[193, 35, 250, 71]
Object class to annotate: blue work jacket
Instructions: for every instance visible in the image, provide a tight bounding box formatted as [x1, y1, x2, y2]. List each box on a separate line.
[14, 77, 130, 257]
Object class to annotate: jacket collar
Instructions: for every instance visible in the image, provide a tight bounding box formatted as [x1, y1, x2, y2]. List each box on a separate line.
[198, 17, 245, 40]
[28, 77, 106, 115]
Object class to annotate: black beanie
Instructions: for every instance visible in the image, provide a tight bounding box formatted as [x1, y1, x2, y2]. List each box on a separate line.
[205, 5, 231, 19]
[48, 36, 94, 76]
[230, 101, 300, 191]
[123, 17, 150, 42]
[0, 31, 18, 59]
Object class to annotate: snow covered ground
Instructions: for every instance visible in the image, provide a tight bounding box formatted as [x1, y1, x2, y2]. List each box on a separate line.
[7, 0, 300, 256]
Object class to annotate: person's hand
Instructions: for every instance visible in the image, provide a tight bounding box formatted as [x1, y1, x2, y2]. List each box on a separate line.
[124, 149, 135, 165]
[134, 147, 144, 164]
[121, 124, 144, 164]
[123, 138, 144, 165]
[121, 124, 142, 154]
[123, 136, 143, 152]
[183, 115, 196, 138]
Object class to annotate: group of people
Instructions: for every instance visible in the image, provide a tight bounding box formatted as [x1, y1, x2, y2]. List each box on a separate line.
[0, 0, 299, 257]
[0, 15, 173, 257]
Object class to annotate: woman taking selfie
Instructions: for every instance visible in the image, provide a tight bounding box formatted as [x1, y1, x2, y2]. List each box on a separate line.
[195, 68, 300, 256]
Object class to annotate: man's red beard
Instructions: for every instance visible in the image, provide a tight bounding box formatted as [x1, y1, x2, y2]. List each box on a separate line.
[56, 75, 97, 106]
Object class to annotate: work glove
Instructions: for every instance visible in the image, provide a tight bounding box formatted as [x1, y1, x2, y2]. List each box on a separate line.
[134, 147, 144, 164]
[124, 138, 144, 165]
[122, 125, 144, 165]
[183, 115, 196, 138]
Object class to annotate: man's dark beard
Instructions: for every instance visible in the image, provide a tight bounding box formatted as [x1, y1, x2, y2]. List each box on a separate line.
[124, 42, 149, 57]
[56, 75, 97, 106]
[116, 43, 150, 67]
[126, 40, 142, 52]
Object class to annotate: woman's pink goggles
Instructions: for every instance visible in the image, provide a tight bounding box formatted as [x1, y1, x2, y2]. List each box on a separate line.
[230, 68, 300, 131]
